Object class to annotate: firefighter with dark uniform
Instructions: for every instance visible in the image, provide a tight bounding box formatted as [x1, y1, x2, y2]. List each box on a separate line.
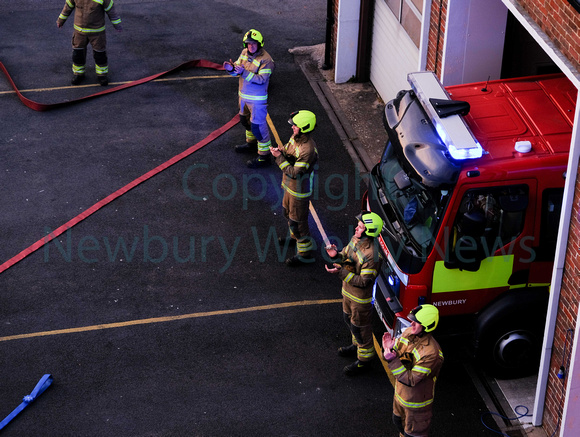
[325, 211, 383, 375]
[223, 29, 275, 168]
[270, 110, 319, 266]
[56, 0, 123, 86]
[382, 304, 444, 437]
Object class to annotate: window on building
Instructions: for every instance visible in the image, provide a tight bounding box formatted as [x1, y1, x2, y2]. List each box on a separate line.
[385, 0, 423, 48]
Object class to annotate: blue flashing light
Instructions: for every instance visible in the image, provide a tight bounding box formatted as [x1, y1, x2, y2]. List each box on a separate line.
[408, 71, 483, 161]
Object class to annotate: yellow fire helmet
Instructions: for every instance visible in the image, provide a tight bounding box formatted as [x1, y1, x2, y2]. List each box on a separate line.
[288, 110, 316, 133]
[356, 211, 383, 238]
[408, 304, 439, 332]
[243, 29, 264, 48]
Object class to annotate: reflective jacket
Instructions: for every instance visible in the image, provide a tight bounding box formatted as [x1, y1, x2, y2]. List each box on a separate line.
[229, 48, 274, 103]
[388, 328, 444, 410]
[275, 134, 318, 199]
[57, 0, 121, 35]
[336, 237, 381, 304]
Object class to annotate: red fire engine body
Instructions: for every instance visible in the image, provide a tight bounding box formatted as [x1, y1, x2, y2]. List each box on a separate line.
[365, 71, 576, 376]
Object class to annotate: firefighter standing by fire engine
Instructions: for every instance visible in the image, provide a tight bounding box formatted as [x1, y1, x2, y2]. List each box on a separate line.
[224, 29, 274, 168]
[270, 110, 318, 267]
[325, 211, 383, 376]
[56, 0, 122, 86]
[382, 304, 444, 437]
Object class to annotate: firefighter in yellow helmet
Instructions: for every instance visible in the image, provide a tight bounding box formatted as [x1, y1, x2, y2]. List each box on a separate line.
[56, 0, 123, 86]
[223, 29, 275, 168]
[382, 304, 444, 437]
[325, 211, 383, 375]
[270, 110, 319, 266]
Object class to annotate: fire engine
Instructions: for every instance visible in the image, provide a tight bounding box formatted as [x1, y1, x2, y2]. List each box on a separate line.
[365, 71, 576, 377]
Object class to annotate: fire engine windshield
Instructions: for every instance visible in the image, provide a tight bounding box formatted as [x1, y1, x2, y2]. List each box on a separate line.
[377, 141, 450, 261]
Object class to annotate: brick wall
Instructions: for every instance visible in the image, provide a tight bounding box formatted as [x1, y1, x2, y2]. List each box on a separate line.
[517, 0, 580, 72]
[329, 0, 338, 68]
[542, 168, 580, 435]
[426, 0, 447, 75]
[514, 0, 580, 434]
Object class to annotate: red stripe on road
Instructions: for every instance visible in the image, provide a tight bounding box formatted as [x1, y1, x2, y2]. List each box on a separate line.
[0, 114, 239, 274]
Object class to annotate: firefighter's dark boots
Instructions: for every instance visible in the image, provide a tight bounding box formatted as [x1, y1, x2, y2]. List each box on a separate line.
[285, 251, 314, 267]
[246, 155, 272, 168]
[71, 75, 85, 85]
[98, 75, 109, 86]
[343, 359, 372, 376]
[234, 142, 258, 153]
[338, 344, 357, 357]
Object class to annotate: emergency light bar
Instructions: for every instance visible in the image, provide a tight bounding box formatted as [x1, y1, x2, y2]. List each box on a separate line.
[407, 72, 483, 160]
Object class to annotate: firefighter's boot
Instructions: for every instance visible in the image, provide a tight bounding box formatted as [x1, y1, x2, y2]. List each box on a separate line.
[285, 251, 314, 267]
[98, 75, 109, 86]
[246, 154, 272, 168]
[234, 142, 258, 153]
[343, 359, 372, 376]
[71, 74, 85, 85]
[338, 344, 357, 357]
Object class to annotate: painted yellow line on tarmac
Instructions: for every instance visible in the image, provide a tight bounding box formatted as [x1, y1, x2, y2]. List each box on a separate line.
[0, 74, 230, 95]
[0, 299, 342, 343]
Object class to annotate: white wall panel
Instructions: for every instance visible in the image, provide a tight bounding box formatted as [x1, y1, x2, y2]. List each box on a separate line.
[370, 0, 419, 103]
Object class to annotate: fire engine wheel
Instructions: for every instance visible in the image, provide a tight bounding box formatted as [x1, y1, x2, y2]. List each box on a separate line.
[478, 323, 541, 378]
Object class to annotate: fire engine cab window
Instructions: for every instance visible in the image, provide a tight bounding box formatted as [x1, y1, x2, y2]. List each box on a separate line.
[379, 142, 448, 253]
[454, 185, 528, 255]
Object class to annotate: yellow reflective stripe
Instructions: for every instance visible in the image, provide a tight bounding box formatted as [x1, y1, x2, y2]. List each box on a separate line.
[295, 162, 309, 169]
[93, 0, 104, 4]
[391, 365, 406, 376]
[281, 182, 312, 198]
[259, 69, 272, 74]
[360, 269, 377, 277]
[341, 288, 372, 304]
[59, 14, 70, 20]
[238, 91, 268, 101]
[252, 59, 260, 67]
[66, 0, 74, 7]
[397, 337, 409, 348]
[395, 393, 434, 409]
[279, 161, 290, 170]
[432, 255, 514, 293]
[358, 346, 376, 358]
[344, 272, 354, 283]
[412, 348, 420, 361]
[412, 365, 431, 375]
[257, 140, 271, 152]
[111, 18, 121, 25]
[245, 72, 255, 82]
[74, 25, 106, 33]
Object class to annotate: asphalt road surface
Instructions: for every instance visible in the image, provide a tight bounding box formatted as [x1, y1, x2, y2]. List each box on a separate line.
[1, 1, 493, 436]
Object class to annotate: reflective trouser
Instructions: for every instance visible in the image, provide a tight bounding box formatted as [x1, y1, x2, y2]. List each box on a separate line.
[71, 31, 108, 76]
[239, 98, 271, 153]
[393, 399, 433, 437]
[342, 295, 375, 362]
[282, 191, 313, 255]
